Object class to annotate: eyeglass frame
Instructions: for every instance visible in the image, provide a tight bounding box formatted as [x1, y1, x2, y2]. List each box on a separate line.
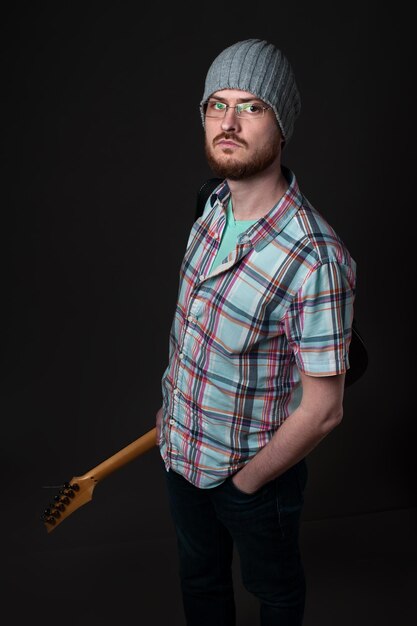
[201, 99, 272, 120]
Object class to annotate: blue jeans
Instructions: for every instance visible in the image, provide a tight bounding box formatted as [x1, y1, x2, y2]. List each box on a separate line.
[164, 459, 308, 626]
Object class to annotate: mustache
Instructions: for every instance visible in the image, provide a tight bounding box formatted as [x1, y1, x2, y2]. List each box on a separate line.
[213, 133, 247, 148]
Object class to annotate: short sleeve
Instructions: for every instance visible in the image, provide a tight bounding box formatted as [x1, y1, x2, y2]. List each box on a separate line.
[283, 261, 356, 376]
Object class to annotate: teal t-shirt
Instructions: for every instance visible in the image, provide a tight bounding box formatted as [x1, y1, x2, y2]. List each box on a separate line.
[211, 199, 257, 272]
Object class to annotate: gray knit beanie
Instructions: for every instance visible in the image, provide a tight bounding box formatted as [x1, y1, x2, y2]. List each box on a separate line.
[200, 39, 301, 144]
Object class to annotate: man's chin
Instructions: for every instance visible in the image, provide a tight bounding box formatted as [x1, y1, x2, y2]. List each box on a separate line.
[206, 155, 247, 180]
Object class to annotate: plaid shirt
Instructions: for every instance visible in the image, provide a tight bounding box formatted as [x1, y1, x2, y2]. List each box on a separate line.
[160, 167, 356, 488]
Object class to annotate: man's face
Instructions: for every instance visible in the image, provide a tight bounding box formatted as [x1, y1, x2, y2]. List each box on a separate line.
[203, 89, 283, 180]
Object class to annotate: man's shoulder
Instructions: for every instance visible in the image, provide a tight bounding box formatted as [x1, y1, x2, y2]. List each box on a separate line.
[287, 196, 354, 267]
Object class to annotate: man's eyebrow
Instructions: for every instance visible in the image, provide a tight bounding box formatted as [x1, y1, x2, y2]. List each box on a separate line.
[208, 96, 264, 104]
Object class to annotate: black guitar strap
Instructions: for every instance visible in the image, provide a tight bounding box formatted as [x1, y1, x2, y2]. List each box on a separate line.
[194, 177, 368, 388]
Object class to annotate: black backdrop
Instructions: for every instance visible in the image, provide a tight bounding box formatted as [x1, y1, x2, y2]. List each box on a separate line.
[2, 2, 416, 624]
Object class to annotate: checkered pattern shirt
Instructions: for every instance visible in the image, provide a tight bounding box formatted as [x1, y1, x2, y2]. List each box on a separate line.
[159, 167, 356, 488]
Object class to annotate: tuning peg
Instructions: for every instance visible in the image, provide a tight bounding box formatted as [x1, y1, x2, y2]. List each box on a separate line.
[71, 483, 80, 491]
[60, 487, 75, 498]
[42, 512, 56, 524]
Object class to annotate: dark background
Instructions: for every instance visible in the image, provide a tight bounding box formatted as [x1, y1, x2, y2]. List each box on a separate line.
[1, 2, 416, 624]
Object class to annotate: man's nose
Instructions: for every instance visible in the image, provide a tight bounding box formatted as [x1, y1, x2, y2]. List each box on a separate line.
[221, 107, 241, 132]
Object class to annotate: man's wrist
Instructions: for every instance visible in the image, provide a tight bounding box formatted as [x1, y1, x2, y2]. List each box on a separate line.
[232, 470, 261, 495]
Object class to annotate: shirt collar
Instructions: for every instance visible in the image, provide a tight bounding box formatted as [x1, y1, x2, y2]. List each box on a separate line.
[208, 167, 303, 251]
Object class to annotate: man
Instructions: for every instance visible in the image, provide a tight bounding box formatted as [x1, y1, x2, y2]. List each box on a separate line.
[156, 38, 356, 626]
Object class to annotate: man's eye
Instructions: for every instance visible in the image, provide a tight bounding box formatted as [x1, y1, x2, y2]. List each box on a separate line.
[213, 102, 226, 111]
[240, 103, 262, 115]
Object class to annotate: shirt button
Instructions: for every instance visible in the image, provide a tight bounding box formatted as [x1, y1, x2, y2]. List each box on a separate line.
[169, 419, 175, 425]
[213, 232, 219, 239]
[173, 388, 179, 395]
[179, 353, 184, 360]
[199, 274, 205, 281]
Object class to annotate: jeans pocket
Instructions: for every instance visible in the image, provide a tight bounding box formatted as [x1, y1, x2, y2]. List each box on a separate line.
[221, 475, 275, 523]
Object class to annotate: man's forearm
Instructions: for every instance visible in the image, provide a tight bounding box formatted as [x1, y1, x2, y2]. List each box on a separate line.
[232, 379, 344, 494]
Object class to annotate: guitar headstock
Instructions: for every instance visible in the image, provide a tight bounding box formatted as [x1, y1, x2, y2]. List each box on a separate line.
[41, 426, 157, 533]
[41, 475, 97, 533]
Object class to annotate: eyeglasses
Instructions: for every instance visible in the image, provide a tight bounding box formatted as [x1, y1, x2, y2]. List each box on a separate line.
[203, 100, 271, 120]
